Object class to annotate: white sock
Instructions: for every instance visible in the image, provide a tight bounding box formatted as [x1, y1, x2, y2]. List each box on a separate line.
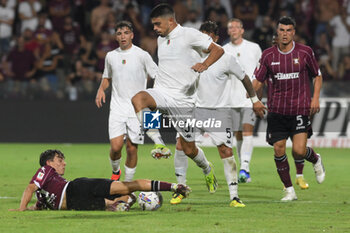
[124, 165, 136, 182]
[222, 156, 238, 199]
[110, 158, 121, 172]
[174, 149, 188, 184]
[136, 108, 165, 145]
[240, 135, 253, 172]
[135, 108, 150, 124]
[236, 139, 242, 164]
[146, 129, 165, 145]
[191, 147, 210, 175]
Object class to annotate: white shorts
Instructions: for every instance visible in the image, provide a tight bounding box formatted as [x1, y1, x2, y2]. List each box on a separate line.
[194, 108, 232, 148]
[108, 113, 144, 144]
[231, 107, 256, 131]
[146, 88, 195, 142]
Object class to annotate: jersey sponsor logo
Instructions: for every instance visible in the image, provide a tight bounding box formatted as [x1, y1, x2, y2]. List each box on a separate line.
[122, 59, 126, 64]
[274, 72, 299, 80]
[143, 110, 161, 129]
[271, 62, 280, 65]
[36, 172, 44, 181]
[293, 58, 299, 64]
[237, 52, 240, 57]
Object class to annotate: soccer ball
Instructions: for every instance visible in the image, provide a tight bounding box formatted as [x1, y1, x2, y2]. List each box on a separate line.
[138, 191, 163, 211]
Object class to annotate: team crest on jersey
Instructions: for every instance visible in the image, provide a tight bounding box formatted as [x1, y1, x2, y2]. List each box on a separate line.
[36, 172, 44, 181]
[122, 59, 126, 64]
[293, 58, 299, 64]
[237, 53, 240, 57]
[167, 39, 170, 45]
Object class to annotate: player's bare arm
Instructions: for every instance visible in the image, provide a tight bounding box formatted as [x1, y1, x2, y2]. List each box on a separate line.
[191, 42, 224, 72]
[12, 183, 38, 211]
[310, 75, 322, 115]
[95, 78, 111, 108]
[250, 79, 267, 118]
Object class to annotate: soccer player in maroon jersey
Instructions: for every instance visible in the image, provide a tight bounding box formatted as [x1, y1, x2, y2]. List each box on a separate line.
[252, 16, 326, 201]
[11, 150, 191, 211]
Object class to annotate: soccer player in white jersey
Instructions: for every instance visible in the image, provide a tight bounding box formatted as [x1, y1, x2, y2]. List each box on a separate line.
[172, 21, 266, 207]
[95, 21, 166, 182]
[223, 18, 262, 183]
[131, 4, 226, 195]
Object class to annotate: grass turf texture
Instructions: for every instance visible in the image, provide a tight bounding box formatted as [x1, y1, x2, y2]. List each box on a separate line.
[0, 143, 349, 233]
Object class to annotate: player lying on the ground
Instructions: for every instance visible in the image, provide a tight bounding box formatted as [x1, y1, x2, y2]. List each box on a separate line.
[10, 149, 191, 211]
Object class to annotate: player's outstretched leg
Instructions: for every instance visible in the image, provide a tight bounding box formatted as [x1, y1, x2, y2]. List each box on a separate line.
[110, 180, 191, 197]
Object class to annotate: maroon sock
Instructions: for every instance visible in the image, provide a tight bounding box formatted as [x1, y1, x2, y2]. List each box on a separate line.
[294, 159, 304, 175]
[151, 180, 172, 191]
[274, 155, 292, 187]
[304, 147, 318, 164]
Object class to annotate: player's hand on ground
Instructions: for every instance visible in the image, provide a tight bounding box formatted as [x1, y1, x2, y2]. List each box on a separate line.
[253, 101, 267, 119]
[95, 89, 106, 108]
[191, 63, 208, 73]
[310, 98, 320, 115]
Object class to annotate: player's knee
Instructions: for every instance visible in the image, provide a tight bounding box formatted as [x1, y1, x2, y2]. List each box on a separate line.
[110, 144, 122, 155]
[175, 139, 182, 151]
[292, 147, 306, 158]
[182, 146, 196, 157]
[126, 144, 137, 155]
[273, 142, 286, 156]
[218, 145, 232, 159]
[131, 91, 147, 109]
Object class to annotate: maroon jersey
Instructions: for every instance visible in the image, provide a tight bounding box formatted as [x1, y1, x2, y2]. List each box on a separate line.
[254, 42, 321, 115]
[30, 165, 68, 210]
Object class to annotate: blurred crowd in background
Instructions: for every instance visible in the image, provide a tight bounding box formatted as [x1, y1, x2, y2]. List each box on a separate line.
[0, 0, 349, 101]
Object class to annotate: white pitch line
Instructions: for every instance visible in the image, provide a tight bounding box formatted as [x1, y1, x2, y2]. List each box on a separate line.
[0, 197, 16, 199]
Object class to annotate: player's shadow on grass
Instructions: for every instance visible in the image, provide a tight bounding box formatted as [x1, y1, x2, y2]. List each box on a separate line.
[55, 212, 148, 219]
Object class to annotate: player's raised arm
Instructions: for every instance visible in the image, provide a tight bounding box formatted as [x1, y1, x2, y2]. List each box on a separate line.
[192, 42, 224, 73]
[95, 78, 111, 108]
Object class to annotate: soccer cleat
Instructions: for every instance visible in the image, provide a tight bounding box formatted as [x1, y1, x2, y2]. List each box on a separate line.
[151, 144, 172, 159]
[171, 183, 192, 198]
[281, 187, 298, 201]
[229, 197, 246, 208]
[313, 154, 325, 184]
[295, 176, 309, 189]
[111, 169, 121, 181]
[238, 170, 251, 183]
[205, 163, 218, 193]
[170, 192, 185, 205]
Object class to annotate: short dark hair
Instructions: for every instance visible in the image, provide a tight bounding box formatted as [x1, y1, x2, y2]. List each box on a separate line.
[277, 16, 296, 28]
[39, 149, 65, 167]
[199, 21, 219, 36]
[150, 3, 174, 19]
[115, 20, 133, 32]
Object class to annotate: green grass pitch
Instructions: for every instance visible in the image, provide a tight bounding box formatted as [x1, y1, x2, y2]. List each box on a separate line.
[0, 143, 349, 233]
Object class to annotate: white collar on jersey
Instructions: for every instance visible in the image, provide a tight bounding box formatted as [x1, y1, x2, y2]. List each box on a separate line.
[277, 41, 295, 55]
[117, 44, 134, 53]
[166, 24, 181, 39]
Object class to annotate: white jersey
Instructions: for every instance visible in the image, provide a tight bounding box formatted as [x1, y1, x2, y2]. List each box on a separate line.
[103, 45, 158, 117]
[223, 39, 261, 107]
[196, 52, 245, 108]
[154, 25, 212, 100]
